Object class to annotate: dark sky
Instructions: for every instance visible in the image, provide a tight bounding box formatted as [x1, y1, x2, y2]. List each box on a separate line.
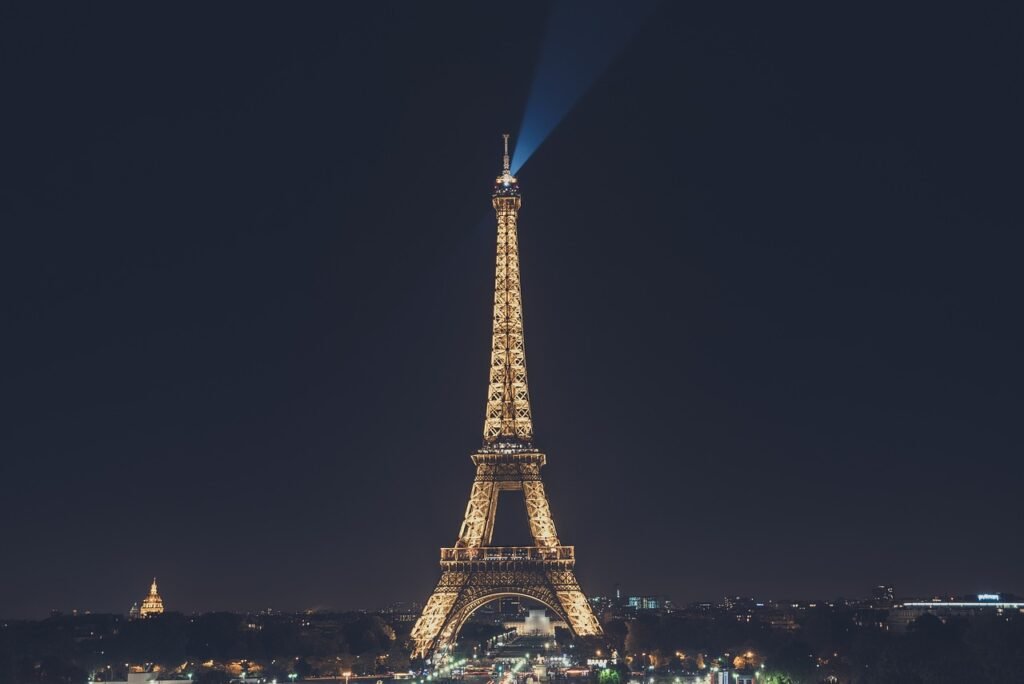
[2, 2, 1023, 619]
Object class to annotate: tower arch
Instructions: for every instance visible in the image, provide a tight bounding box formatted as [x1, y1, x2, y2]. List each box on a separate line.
[436, 591, 569, 654]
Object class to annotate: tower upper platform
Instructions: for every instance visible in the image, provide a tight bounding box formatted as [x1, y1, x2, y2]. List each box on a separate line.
[493, 133, 520, 198]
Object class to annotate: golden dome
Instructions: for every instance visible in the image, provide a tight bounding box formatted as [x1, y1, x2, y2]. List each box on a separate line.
[139, 577, 164, 616]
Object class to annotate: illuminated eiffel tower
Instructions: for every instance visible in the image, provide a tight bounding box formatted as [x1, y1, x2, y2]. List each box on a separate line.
[410, 136, 602, 659]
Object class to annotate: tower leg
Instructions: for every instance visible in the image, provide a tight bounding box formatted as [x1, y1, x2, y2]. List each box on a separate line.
[410, 571, 469, 658]
[456, 475, 498, 548]
[523, 480, 559, 548]
[546, 569, 603, 636]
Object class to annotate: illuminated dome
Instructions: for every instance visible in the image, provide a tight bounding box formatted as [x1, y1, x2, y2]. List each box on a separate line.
[139, 577, 164, 617]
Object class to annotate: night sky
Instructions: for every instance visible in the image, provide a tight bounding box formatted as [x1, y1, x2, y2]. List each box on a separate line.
[2, 3, 1023, 619]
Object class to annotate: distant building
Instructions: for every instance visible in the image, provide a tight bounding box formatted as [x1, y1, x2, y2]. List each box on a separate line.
[503, 609, 566, 636]
[382, 601, 422, 623]
[93, 672, 189, 684]
[762, 610, 798, 632]
[471, 596, 524, 625]
[627, 596, 665, 611]
[495, 596, 523, 616]
[851, 608, 888, 631]
[722, 596, 756, 610]
[383, 601, 422, 614]
[888, 594, 1024, 632]
[872, 585, 895, 607]
[588, 595, 613, 618]
[130, 578, 165, 618]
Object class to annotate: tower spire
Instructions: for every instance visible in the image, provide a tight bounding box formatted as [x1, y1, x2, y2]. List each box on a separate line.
[502, 133, 511, 174]
[485, 135, 531, 444]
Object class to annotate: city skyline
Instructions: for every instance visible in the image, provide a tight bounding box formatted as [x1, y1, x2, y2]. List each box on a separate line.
[3, 3, 1023, 620]
[35, 579, 1023, 620]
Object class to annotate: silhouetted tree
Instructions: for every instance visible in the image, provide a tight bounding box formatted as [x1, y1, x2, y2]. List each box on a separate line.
[602, 619, 628, 655]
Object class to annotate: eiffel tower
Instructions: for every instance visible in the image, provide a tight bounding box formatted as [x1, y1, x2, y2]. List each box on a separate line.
[410, 136, 603, 659]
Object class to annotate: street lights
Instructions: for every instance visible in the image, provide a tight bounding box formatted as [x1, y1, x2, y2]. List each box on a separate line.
[343, 670, 352, 684]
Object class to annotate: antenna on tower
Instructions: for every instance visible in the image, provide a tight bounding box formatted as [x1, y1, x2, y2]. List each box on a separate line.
[502, 133, 510, 174]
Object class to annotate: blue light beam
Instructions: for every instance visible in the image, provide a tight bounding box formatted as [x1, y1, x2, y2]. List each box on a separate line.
[511, 0, 659, 175]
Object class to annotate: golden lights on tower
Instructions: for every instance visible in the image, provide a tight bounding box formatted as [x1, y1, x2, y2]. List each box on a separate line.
[484, 132, 532, 444]
[410, 136, 602, 659]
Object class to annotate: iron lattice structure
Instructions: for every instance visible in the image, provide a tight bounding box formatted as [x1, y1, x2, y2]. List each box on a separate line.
[410, 136, 602, 659]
